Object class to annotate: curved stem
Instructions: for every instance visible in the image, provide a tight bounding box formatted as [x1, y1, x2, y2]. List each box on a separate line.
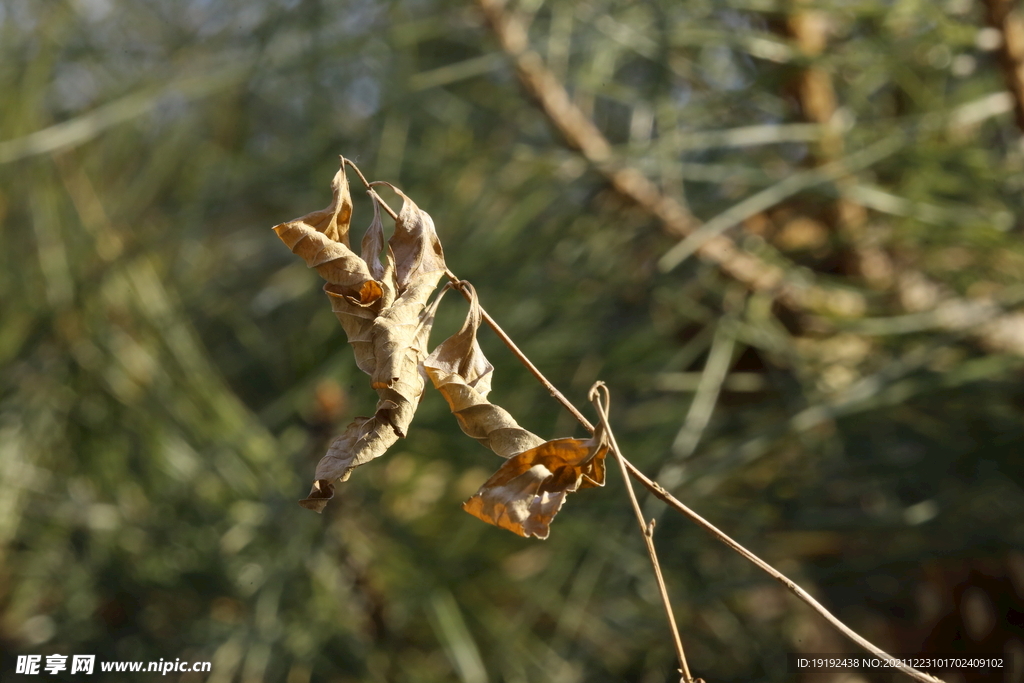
[337, 157, 943, 683]
[617, 459, 942, 683]
[591, 383, 695, 683]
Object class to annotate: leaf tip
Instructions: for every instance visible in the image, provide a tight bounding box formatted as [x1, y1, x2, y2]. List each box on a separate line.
[298, 479, 335, 513]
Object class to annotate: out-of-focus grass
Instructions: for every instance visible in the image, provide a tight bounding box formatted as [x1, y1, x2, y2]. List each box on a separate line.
[2, 1, 1024, 682]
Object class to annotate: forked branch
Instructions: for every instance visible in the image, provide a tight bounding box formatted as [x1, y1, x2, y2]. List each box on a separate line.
[355, 173, 944, 683]
[591, 382, 697, 683]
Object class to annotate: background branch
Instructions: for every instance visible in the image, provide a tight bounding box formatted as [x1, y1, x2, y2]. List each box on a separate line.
[5, 4, 1023, 683]
[473, 0, 847, 316]
[475, 0, 1024, 362]
[982, 0, 1024, 133]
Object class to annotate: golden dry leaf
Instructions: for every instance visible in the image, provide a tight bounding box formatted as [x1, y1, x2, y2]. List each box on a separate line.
[462, 433, 607, 539]
[274, 160, 385, 376]
[424, 284, 606, 537]
[424, 284, 545, 458]
[299, 408, 426, 512]
[273, 162, 371, 288]
[368, 183, 445, 399]
[273, 158, 446, 512]
[360, 194, 387, 283]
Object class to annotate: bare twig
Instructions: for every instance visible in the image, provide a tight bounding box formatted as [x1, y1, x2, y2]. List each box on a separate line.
[347, 162, 944, 681]
[593, 373, 943, 683]
[343, 157, 375, 191]
[443, 287, 941, 682]
[591, 382, 696, 683]
[446, 274, 594, 425]
[618, 460, 943, 683]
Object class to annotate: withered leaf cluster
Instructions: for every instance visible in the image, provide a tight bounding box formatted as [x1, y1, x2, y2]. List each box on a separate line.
[273, 159, 605, 537]
[274, 160, 444, 512]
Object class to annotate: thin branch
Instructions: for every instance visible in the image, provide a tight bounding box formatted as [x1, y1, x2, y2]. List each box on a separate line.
[439, 272, 596, 430]
[618, 458, 943, 683]
[345, 165, 945, 681]
[432, 277, 942, 683]
[431, 268, 944, 683]
[344, 157, 374, 192]
[591, 383, 696, 683]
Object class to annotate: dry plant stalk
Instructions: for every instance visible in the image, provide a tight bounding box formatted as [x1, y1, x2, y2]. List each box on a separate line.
[591, 383, 697, 683]
[273, 158, 944, 683]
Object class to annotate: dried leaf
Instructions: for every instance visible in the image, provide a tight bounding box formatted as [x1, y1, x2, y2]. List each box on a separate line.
[462, 433, 607, 539]
[276, 161, 448, 512]
[422, 282, 605, 537]
[323, 196, 396, 376]
[423, 282, 493, 395]
[370, 188, 446, 395]
[301, 294, 443, 512]
[374, 182, 446, 291]
[272, 161, 371, 289]
[324, 280, 385, 376]
[274, 160, 387, 376]
[298, 416, 379, 512]
[360, 195, 387, 283]
[424, 285, 545, 458]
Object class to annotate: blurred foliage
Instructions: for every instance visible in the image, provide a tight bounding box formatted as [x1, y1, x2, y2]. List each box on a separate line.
[2, 0, 1024, 681]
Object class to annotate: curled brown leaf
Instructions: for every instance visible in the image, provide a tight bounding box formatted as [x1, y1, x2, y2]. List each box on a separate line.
[272, 161, 372, 290]
[423, 283, 607, 537]
[274, 159, 448, 512]
[462, 433, 607, 539]
[424, 283, 545, 458]
[371, 182, 446, 291]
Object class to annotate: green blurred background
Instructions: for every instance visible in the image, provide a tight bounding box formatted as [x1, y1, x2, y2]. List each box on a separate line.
[2, 0, 1024, 681]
